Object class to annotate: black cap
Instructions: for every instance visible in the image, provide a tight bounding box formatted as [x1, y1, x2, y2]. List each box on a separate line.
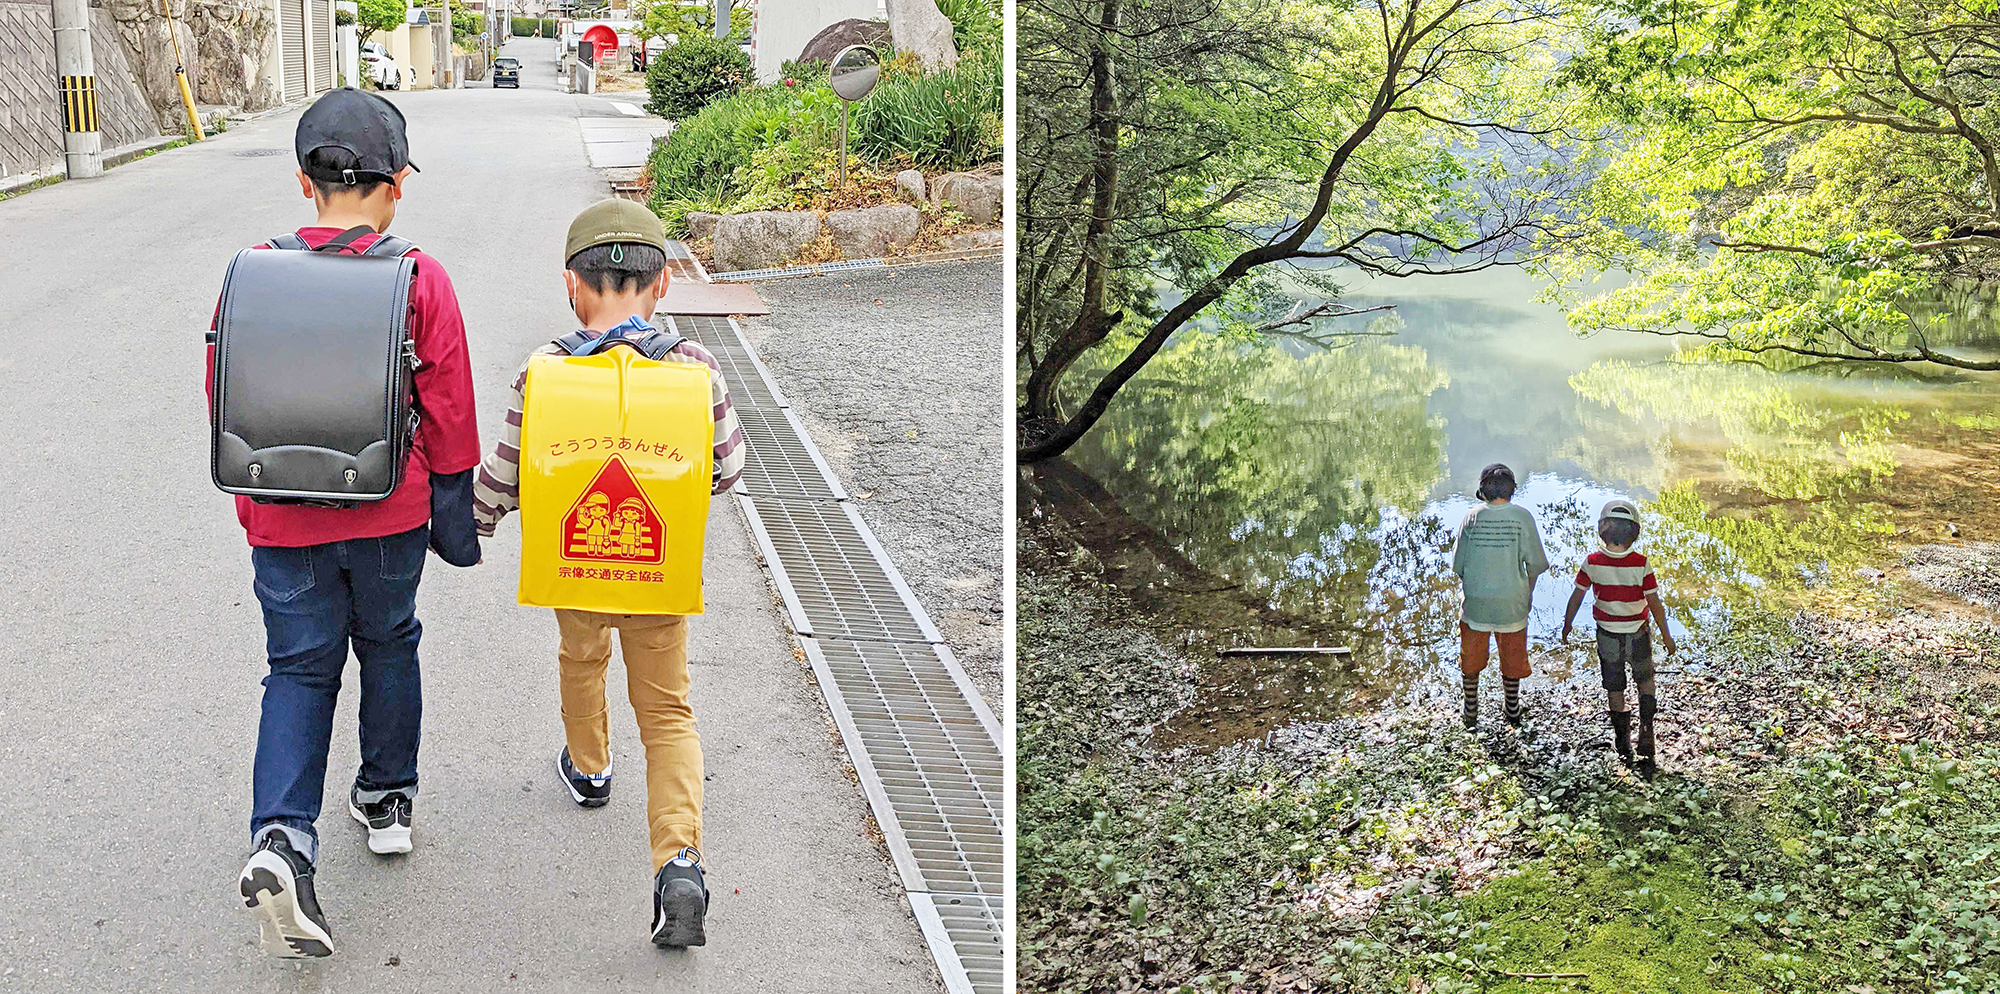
[295, 88, 420, 185]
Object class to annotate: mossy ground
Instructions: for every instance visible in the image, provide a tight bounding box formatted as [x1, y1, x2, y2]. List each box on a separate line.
[1019, 535, 2000, 994]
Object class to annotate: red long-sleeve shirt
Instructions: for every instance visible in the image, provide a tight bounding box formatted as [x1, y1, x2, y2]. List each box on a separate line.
[205, 226, 482, 548]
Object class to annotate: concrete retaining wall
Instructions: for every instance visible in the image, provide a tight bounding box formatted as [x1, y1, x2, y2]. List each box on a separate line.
[0, 0, 161, 181]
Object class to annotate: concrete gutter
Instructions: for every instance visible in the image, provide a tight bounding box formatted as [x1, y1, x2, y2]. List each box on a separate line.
[0, 133, 185, 199]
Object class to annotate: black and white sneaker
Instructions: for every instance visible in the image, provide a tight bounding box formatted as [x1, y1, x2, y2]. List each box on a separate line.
[239, 833, 334, 958]
[559, 746, 613, 808]
[651, 847, 709, 948]
[348, 786, 414, 855]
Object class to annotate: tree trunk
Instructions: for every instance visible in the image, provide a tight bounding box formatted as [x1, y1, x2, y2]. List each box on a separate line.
[1022, 0, 1121, 422]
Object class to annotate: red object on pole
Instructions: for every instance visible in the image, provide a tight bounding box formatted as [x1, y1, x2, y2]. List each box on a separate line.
[582, 24, 616, 64]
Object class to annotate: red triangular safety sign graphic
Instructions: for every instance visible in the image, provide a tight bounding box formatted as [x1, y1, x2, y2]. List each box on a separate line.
[560, 455, 667, 564]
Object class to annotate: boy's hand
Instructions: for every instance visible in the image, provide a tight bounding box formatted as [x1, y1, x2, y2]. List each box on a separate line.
[1661, 631, 1678, 655]
[1559, 623, 1572, 643]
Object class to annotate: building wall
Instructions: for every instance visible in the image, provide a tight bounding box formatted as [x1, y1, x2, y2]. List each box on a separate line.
[752, 0, 880, 83]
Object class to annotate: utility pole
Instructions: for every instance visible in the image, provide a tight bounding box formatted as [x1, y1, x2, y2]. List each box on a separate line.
[50, 0, 104, 178]
[442, 0, 452, 86]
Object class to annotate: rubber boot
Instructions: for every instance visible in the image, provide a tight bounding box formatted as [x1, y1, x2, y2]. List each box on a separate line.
[1609, 710, 1634, 765]
[1462, 698, 1478, 730]
[1637, 694, 1658, 777]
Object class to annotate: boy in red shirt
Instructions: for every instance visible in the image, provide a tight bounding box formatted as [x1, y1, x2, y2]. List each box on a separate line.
[1562, 499, 1677, 774]
[207, 89, 483, 958]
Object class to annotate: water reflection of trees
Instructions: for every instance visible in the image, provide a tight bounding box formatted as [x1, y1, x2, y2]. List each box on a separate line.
[1068, 334, 1449, 623]
[1570, 357, 1907, 601]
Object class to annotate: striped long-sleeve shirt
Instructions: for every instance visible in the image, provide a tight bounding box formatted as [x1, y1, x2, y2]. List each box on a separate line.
[472, 332, 746, 536]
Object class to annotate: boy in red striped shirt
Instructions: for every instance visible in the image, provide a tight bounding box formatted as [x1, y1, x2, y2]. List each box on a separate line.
[1561, 499, 1677, 774]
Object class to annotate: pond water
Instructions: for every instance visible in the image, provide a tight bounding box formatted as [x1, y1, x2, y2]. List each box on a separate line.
[1028, 268, 2000, 747]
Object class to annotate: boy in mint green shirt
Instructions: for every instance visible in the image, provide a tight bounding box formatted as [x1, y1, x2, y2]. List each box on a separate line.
[1450, 464, 1550, 727]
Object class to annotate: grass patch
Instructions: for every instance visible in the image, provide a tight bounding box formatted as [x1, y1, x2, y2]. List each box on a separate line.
[0, 173, 63, 202]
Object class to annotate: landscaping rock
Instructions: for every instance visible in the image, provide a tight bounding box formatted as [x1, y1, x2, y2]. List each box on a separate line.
[941, 229, 1002, 251]
[826, 205, 921, 259]
[931, 170, 1003, 227]
[712, 211, 823, 272]
[798, 18, 890, 65]
[685, 211, 720, 241]
[885, 0, 959, 71]
[895, 169, 927, 203]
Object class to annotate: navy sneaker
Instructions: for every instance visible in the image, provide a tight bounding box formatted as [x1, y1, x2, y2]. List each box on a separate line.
[559, 746, 612, 808]
[239, 833, 334, 958]
[652, 847, 709, 948]
[348, 786, 414, 854]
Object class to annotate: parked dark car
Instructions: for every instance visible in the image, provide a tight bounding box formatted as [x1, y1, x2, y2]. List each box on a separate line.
[493, 57, 520, 88]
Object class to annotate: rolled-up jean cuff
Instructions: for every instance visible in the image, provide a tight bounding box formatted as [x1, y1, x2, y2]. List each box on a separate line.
[352, 781, 419, 805]
[253, 823, 319, 865]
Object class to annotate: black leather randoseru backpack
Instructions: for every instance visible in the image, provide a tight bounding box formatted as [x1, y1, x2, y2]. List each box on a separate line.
[209, 225, 421, 506]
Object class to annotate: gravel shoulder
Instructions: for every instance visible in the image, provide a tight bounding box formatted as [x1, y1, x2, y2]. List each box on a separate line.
[736, 262, 1006, 708]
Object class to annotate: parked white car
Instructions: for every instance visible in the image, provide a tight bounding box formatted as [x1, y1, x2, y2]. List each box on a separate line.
[360, 42, 408, 90]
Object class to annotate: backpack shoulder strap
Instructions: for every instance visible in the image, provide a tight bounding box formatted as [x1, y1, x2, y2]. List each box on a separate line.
[634, 332, 686, 361]
[363, 234, 419, 258]
[551, 330, 596, 356]
[266, 233, 310, 251]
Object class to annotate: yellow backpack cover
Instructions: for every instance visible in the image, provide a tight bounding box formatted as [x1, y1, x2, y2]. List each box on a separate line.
[517, 337, 713, 615]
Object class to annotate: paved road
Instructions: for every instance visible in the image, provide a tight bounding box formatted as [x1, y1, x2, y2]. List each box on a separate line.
[0, 41, 940, 993]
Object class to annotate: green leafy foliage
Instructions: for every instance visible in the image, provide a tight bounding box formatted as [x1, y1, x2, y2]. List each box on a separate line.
[1542, 0, 2000, 372]
[934, 0, 1000, 60]
[779, 58, 828, 85]
[645, 50, 1000, 234]
[509, 16, 556, 37]
[630, 0, 751, 48]
[354, 0, 403, 40]
[449, 8, 481, 44]
[644, 35, 753, 121]
[850, 52, 1001, 168]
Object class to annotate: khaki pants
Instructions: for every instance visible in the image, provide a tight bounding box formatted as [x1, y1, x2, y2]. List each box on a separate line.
[555, 609, 702, 870]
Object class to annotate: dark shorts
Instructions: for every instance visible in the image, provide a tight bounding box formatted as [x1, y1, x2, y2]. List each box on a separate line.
[1596, 628, 1654, 692]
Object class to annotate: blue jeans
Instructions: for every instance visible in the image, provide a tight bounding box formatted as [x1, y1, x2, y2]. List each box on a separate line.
[249, 525, 428, 863]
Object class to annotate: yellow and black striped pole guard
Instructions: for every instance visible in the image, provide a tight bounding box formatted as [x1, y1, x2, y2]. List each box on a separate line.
[58, 74, 99, 134]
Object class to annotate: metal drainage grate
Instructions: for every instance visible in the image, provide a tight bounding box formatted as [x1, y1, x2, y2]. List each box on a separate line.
[710, 258, 890, 282]
[670, 257, 1005, 992]
[802, 639, 1001, 894]
[737, 496, 943, 644]
[910, 892, 1006, 994]
[660, 314, 790, 409]
[234, 148, 290, 157]
[732, 407, 846, 501]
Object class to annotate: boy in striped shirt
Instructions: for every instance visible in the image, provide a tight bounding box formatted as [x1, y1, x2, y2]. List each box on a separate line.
[1561, 499, 1676, 773]
[471, 199, 745, 947]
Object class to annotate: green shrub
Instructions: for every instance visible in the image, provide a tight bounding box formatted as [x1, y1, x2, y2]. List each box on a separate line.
[779, 58, 828, 85]
[934, 0, 1000, 61]
[509, 16, 556, 36]
[646, 84, 839, 213]
[851, 52, 1001, 169]
[645, 35, 753, 120]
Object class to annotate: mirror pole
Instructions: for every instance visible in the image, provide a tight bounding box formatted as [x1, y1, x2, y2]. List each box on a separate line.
[839, 99, 849, 188]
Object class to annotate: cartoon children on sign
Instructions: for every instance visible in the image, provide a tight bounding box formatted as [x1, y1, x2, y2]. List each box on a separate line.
[561, 455, 666, 565]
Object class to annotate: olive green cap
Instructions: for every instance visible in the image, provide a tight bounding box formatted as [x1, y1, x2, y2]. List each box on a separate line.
[565, 198, 668, 263]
